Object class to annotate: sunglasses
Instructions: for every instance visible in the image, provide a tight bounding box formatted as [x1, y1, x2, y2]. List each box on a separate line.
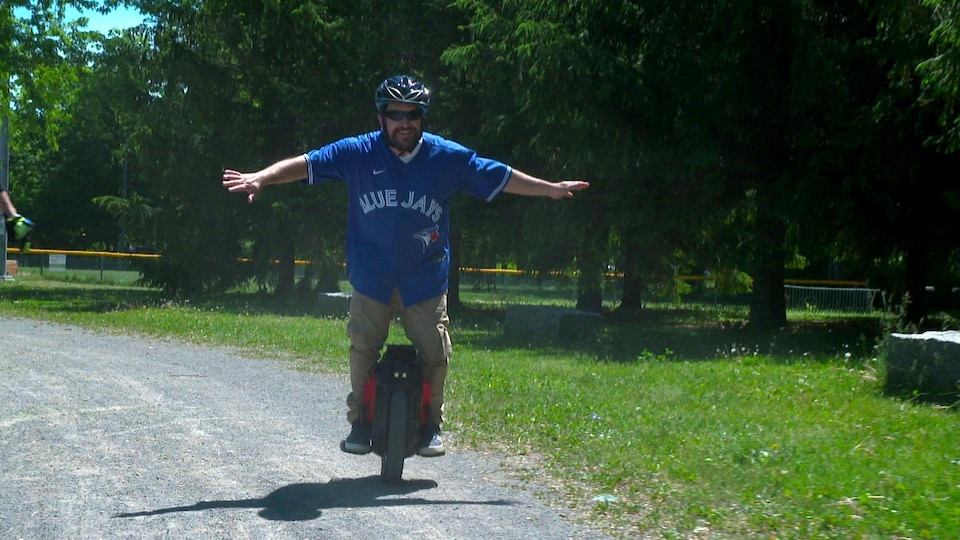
[381, 108, 424, 121]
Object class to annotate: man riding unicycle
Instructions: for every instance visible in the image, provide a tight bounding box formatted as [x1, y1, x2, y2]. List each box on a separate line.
[223, 74, 590, 458]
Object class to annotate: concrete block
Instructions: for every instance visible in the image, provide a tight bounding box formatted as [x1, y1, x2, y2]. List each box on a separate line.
[505, 304, 605, 342]
[885, 331, 960, 399]
[317, 291, 351, 318]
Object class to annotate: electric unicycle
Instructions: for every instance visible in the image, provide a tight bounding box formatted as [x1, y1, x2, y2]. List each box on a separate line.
[362, 344, 431, 482]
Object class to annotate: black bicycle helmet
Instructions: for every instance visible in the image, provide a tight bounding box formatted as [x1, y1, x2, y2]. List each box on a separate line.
[375, 75, 431, 112]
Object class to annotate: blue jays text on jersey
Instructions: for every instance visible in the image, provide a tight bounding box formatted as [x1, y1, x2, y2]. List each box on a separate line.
[303, 130, 512, 307]
[358, 189, 444, 223]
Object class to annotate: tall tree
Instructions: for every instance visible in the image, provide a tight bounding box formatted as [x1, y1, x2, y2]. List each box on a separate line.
[105, 0, 470, 295]
[919, 0, 960, 152]
[3, 1, 99, 252]
[99, 0, 356, 294]
[824, 0, 958, 322]
[634, 1, 928, 328]
[445, 0, 652, 312]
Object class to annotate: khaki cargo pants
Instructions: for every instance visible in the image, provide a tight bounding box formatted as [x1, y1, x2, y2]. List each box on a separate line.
[345, 289, 452, 427]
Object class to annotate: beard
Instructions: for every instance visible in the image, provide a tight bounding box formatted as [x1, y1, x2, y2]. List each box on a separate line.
[382, 124, 422, 155]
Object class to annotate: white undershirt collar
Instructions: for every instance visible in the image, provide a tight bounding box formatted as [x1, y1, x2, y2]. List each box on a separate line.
[397, 138, 423, 164]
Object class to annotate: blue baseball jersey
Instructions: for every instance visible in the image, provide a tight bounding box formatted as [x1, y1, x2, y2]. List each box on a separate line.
[303, 130, 512, 306]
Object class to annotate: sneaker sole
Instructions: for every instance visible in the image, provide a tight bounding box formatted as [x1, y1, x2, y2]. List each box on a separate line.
[417, 446, 445, 457]
[340, 440, 372, 455]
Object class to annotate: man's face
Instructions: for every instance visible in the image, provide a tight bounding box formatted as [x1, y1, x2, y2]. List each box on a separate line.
[379, 102, 423, 155]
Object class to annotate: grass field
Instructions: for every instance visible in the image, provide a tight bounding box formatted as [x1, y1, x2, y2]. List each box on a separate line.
[1, 273, 958, 539]
[8, 266, 142, 286]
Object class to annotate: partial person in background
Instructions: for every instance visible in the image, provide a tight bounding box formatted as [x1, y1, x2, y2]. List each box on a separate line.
[1, 189, 34, 253]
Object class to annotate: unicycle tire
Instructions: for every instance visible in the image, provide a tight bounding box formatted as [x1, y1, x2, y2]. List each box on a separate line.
[381, 390, 408, 482]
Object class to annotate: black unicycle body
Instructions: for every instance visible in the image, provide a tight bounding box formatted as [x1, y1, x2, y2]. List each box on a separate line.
[364, 344, 430, 482]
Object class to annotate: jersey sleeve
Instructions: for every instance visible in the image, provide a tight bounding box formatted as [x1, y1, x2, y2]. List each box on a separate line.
[303, 137, 366, 185]
[464, 154, 513, 202]
[424, 133, 512, 202]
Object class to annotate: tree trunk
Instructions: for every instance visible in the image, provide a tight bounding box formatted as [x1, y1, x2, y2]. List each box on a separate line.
[270, 112, 298, 298]
[748, 182, 787, 330]
[576, 220, 608, 313]
[902, 240, 929, 325]
[448, 229, 462, 312]
[617, 238, 644, 313]
[275, 230, 296, 297]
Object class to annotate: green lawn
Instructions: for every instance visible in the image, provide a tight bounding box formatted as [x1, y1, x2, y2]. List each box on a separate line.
[1, 274, 957, 539]
[9, 266, 142, 286]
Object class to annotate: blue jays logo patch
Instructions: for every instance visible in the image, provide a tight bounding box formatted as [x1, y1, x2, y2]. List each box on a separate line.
[413, 225, 440, 252]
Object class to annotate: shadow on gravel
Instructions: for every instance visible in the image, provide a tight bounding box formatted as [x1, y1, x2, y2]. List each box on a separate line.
[113, 476, 515, 521]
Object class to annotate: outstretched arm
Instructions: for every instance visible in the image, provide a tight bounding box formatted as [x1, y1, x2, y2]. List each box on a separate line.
[221, 155, 309, 203]
[0, 190, 17, 217]
[502, 169, 590, 199]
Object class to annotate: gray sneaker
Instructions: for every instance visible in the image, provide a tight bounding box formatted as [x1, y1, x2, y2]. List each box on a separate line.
[417, 424, 445, 457]
[340, 422, 372, 455]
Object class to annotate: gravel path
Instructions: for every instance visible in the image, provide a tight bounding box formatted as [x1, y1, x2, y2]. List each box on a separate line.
[0, 317, 610, 539]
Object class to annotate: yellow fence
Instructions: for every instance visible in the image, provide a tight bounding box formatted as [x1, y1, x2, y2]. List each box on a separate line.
[6, 247, 159, 259]
[5, 247, 869, 289]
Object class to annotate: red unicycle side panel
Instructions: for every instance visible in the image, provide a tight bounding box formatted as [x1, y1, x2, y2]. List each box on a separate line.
[362, 375, 377, 425]
[420, 381, 431, 424]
